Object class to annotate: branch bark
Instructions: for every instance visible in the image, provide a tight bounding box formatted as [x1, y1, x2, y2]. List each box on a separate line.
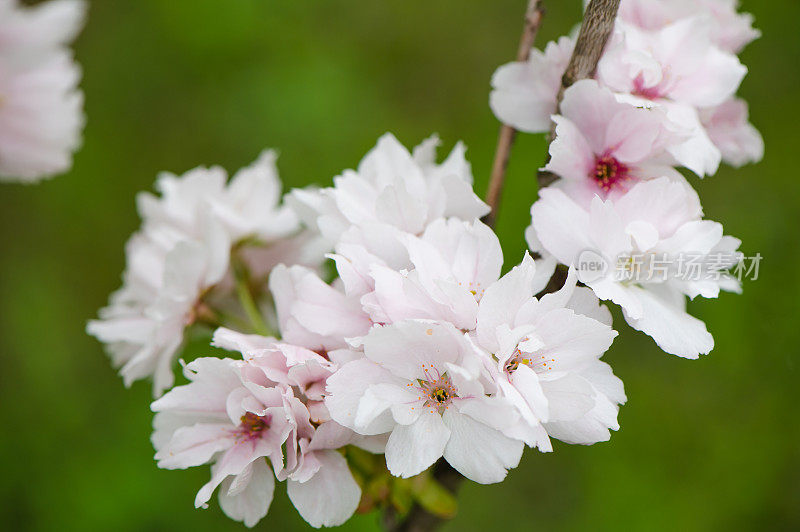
[483, 0, 544, 228]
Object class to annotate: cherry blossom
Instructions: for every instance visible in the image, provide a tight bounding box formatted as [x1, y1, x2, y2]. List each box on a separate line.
[530, 177, 742, 358]
[490, 36, 575, 134]
[362, 218, 504, 331]
[269, 264, 372, 352]
[473, 254, 624, 448]
[544, 80, 685, 205]
[288, 133, 489, 249]
[0, 0, 86, 181]
[700, 97, 764, 168]
[152, 334, 366, 528]
[88, 153, 301, 395]
[326, 320, 524, 484]
[617, 0, 760, 54]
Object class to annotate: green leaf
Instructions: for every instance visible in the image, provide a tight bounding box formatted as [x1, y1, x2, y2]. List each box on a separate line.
[410, 475, 458, 519]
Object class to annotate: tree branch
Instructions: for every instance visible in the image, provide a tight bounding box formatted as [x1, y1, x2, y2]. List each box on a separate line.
[483, 0, 545, 228]
[538, 0, 620, 189]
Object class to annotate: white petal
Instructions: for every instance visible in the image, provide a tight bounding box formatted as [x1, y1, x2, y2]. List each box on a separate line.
[287, 450, 361, 528]
[624, 284, 713, 358]
[442, 410, 523, 484]
[385, 412, 450, 478]
[218, 459, 275, 528]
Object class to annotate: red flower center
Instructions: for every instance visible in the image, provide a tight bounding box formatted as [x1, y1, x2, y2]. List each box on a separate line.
[239, 412, 270, 438]
[593, 155, 629, 191]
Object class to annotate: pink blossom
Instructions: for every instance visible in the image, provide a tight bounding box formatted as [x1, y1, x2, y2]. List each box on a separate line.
[490, 36, 575, 133]
[700, 97, 764, 168]
[544, 80, 685, 205]
[326, 320, 524, 484]
[530, 178, 742, 358]
[473, 254, 624, 448]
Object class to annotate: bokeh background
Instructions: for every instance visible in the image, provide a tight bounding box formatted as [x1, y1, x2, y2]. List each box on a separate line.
[2, 0, 798, 530]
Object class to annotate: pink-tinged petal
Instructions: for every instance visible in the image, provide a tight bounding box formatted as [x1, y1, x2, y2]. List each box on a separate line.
[364, 267, 449, 325]
[211, 328, 276, 353]
[476, 252, 537, 353]
[542, 362, 624, 445]
[544, 116, 595, 183]
[357, 133, 427, 192]
[374, 182, 428, 234]
[659, 101, 722, 177]
[325, 358, 399, 436]
[701, 98, 764, 167]
[456, 395, 521, 432]
[218, 459, 274, 528]
[604, 108, 663, 164]
[287, 450, 361, 528]
[195, 443, 260, 509]
[151, 357, 240, 416]
[385, 411, 450, 478]
[442, 410, 523, 484]
[559, 80, 628, 152]
[439, 173, 491, 220]
[269, 264, 370, 351]
[623, 284, 713, 358]
[361, 321, 465, 381]
[669, 47, 746, 108]
[355, 383, 421, 429]
[531, 188, 593, 266]
[154, 423, 234, 469]
[531, 308, 618, 372]
[489, 37, 574, 133]
[490, 61, 555, 133]
[657, 220, 724, 257]
[308, 421, 358, 451]
[518, 267, 577, 322]
[587, 196, 631, 263]
[613, 177, 703, 239]
[509, 364, 549, 424]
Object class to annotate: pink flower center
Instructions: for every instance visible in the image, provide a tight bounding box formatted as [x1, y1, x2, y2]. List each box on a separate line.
[593, 155, 629, 192]
[632, 72, 663, 100]
[238, 412, 271, 440]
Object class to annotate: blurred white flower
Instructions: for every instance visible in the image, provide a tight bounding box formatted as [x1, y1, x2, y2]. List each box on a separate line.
[89, 153, 301, 395]
[0, 0, 86, 182]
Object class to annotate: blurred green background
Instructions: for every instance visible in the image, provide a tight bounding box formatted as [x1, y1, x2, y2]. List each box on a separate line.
[1, 0, 798, 530]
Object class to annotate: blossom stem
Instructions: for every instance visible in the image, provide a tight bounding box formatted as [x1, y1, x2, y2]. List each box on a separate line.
[233, 258, 271, 336]
[484, 0, 545, 228]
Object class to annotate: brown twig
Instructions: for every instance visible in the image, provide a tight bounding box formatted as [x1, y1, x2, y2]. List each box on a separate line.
[557, 0, 620, 100]
[483, 0, 545, 228]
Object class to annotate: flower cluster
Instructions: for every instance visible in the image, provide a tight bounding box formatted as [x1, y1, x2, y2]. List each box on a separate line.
[88, 151, 310, 395]
[92, 134, 625, 527]
[86, 0, 762, 529]
[492, 0, 760, 358]
[0, 0, 86, 182]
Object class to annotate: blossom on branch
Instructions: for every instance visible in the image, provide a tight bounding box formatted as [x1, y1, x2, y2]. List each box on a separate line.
[530, 177, 742, 358]
[88, 152, 304, 395]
